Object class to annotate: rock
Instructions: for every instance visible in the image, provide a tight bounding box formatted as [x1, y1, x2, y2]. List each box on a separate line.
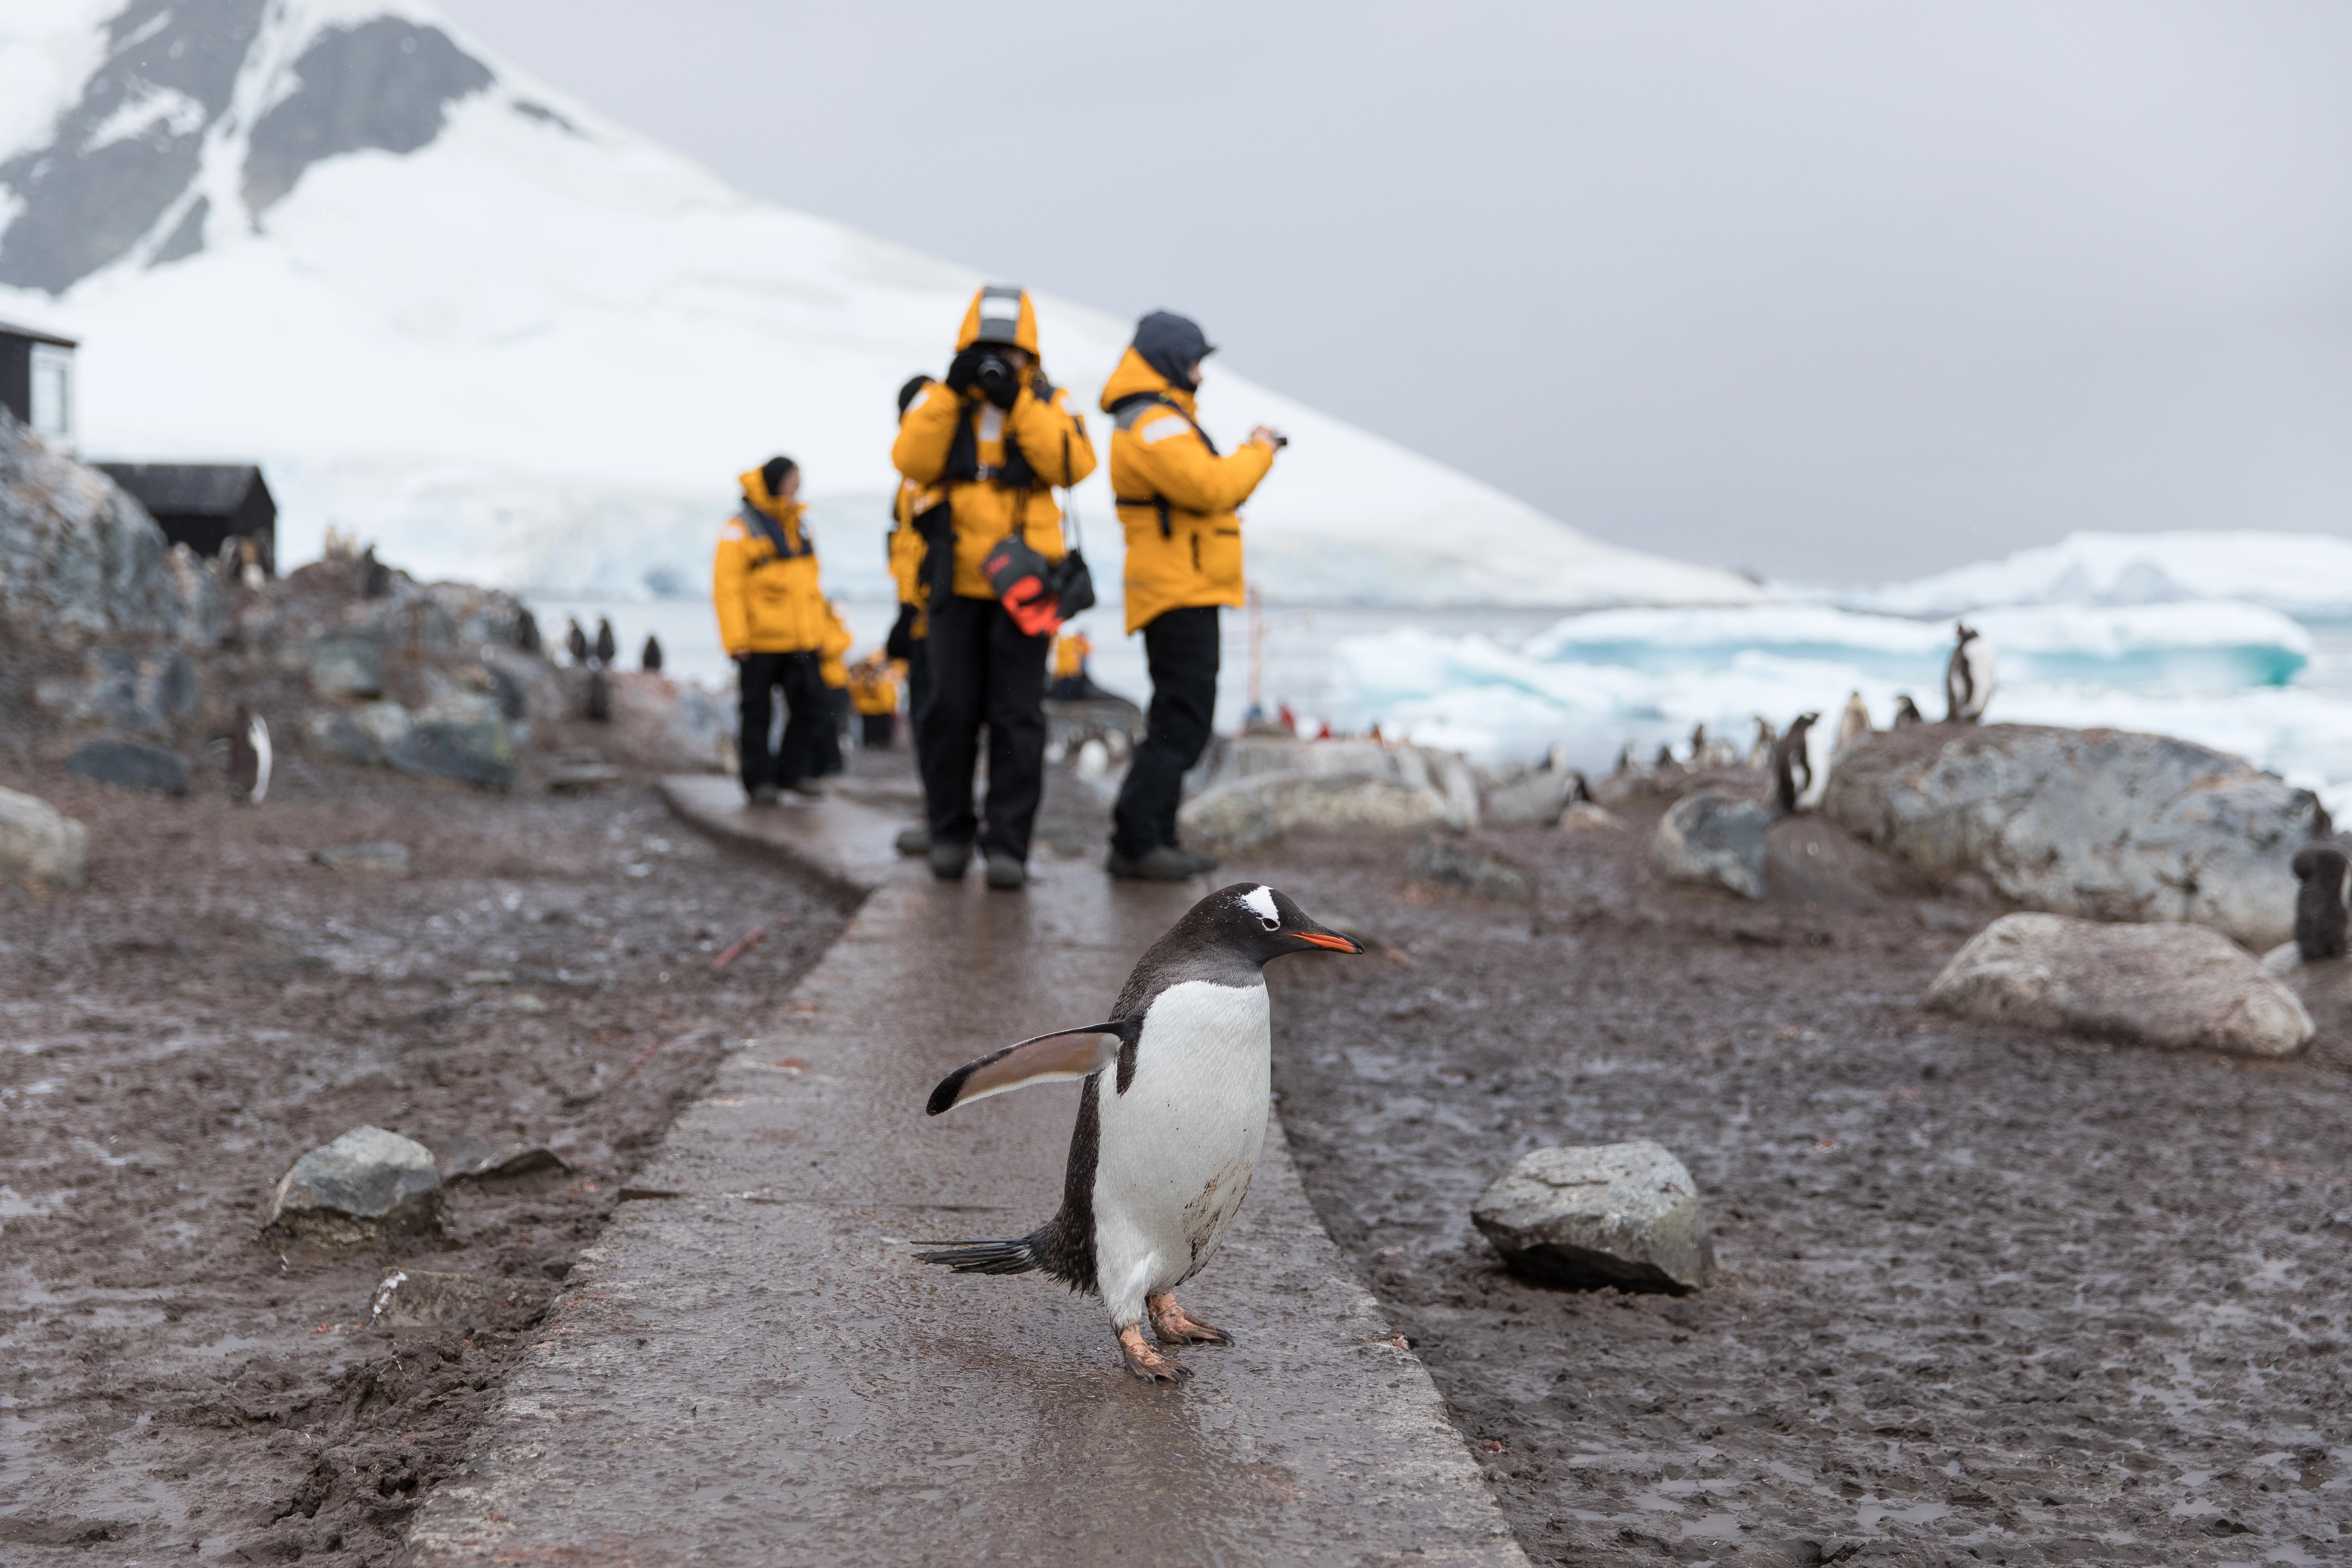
[388, 717, 518, 789]
[369, 1268, 554, 1329]
[1480, 766, 1583, 827]
[1407, 838, 1535, 903]
[33, 647, 200, 737]
[0, 407, 221, 645]
[1654, 789, 1770, 899]
[548, 761, 621, 793]
[1826, 723, 2324, 951]
[65, 737, 189, 796]
[267, 1126, 440, 1241]
[1177, 734, 1475, 848]
[1560, 802, 1626, 833]
[0, 786, 86, 889]
[433, 1134, 569, 1181]
[1924, 913, 2313, 1057]
[302, 709, 383, 766]
[1471, 1141, 1714, 1293]
[594, 673, 734, 772]
[306, 632, 385, 699]
[314, 841, 411, 875]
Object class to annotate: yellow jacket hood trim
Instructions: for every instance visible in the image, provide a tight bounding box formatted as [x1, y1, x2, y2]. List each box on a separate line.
[956, 286, 1040, 354]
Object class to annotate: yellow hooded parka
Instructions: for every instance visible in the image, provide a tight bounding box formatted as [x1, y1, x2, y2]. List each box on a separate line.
[1101, 347, 1275, 634]
[712, 467, 830, 656]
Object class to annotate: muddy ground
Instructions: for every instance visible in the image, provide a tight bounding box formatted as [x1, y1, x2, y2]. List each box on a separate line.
[1259, 802, 2351, 1567]
[0, 731, 846, 1564]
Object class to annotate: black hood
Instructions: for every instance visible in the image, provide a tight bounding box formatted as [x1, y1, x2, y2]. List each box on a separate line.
[1132, 311, 1214, 389]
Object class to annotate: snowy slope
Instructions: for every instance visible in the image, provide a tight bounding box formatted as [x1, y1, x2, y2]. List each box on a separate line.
[0, 0, 1759, 610]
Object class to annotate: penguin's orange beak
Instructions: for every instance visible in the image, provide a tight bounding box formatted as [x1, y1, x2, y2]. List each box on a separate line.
[1295, 931, 1363, 953]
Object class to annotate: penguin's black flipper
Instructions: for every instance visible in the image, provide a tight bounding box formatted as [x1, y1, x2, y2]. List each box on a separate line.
[925, 1020, 1140, 1116]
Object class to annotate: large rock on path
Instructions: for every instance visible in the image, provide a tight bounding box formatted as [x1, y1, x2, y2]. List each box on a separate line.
[1178, 735, 1476, 849]
[1827, 723, 2322, 951]
[65, 736, 189, 795]
[1925, 912, 2313, 1058]
[0, 785, 86, 889]
[1472, 1141, 1715, 1293]
[268, 1126, 441, 1241]
[1653, 789, 1771, 899]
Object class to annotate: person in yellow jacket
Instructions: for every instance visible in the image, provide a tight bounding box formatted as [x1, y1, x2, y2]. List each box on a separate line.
[847, 651, 901, 749]
[713, 456, 833, 802]
[891, 284, 1097, 889]
[884, 374, 943, 856]
[1101, 311, 1282, 879]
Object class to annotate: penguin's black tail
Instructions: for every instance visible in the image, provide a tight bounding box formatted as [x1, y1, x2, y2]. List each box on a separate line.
[912, 1227, 1045, 1276]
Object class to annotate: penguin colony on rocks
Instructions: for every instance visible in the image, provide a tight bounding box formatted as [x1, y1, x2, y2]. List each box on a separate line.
[917, 883, 1363, 1385]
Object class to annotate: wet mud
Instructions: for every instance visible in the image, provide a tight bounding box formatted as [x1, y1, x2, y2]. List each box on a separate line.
[0, 744, 844, 1564]
[1261, 805, 2351, 1567]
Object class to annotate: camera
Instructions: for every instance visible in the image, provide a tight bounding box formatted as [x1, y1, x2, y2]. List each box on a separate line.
[1272, 434, 1289, 449]
[973, 351, 1016, 400]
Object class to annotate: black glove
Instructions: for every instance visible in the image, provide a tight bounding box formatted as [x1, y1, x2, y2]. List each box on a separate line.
[884, 603, 919, 660]
[1029, 370, 1057, 407]
[945, 345, 988, 394]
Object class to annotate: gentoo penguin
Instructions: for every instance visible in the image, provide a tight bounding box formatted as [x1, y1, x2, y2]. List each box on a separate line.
[1614, 743, 1638, 778]
[1833, 691, 1872, 756]
[514, 607, 542, 655]
[1892, 694, 1924, 728]
[641, 633, 664, 674]
[593, 617, 617, 669]
[1772, 712, 1818, 816]
[227, 708, 271, 805]
[917, 883, 1363, 1384]
[1747, 716, 1778, 772]
[2291, 842, 2348, 961]
[584, 670, 612, 722]
[565, 617, 590, 667]
[1653, 743, 1681, 774]
[1945, 624, 1996, 723]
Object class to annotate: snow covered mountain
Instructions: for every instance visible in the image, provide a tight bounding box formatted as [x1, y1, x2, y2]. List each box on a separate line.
[0, 0, 1760, 609]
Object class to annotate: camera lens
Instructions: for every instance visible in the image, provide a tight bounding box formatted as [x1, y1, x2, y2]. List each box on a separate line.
[974, 353, 1011, 393]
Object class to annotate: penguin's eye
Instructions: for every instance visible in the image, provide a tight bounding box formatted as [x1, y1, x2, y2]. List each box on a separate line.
[1259, 915, 1281, 932]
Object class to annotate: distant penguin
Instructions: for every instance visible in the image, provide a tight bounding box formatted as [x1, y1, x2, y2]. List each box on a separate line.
[1945, 623, 1996, 723]
[1747, 716, 1778, 771]
[1892, 694, 1924, 728]
[1654, 743, 1681, 774]
[514, 608, 542, 655]
[585, 670, 612, 722]
[1688, 724, 1710, 769]
[1614, 743, 1638, 777]
[641, 633, 664, 674]
[594, 618, 617, 668]
[228, 708, 271, 805]
[917, 884, 1363, 1384]
[1833, 691, 1872, 756]
[565, 617, 590, 667]
[2291, 842, 2349, 961]
[1772, 713, 1819, 816]
[359, 546, 393, 599]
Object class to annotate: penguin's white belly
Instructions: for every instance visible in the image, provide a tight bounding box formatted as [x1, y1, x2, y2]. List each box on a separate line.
[1091, 980, 1270, 1301]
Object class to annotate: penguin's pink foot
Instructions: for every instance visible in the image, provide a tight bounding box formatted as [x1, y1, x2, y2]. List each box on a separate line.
[1147, 1293, 1233, 1347]
[1117, 1323, 1192, 1385]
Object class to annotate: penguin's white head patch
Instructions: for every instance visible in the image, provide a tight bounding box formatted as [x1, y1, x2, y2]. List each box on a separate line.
[1240, 885, 1281, 930]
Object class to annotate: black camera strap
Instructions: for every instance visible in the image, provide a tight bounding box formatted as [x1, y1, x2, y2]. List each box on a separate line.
[737, 498, 811, 562]
[1106, 391, 1217, 539]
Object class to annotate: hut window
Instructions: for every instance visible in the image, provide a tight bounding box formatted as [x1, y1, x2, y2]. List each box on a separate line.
[29, 345, 71, 443]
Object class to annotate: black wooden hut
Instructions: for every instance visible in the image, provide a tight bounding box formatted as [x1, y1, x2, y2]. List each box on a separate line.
[97, 463, 278, 575]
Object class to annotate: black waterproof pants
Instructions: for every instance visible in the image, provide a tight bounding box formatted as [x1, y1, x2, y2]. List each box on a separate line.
[905, 637, 932, 770]
[918, 595, 1050, 860]
[1112, 605, 1220, 859]
[738, 650, 827, 794]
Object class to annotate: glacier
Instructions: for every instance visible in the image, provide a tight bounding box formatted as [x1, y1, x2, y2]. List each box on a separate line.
[0, 0, 1758, 612]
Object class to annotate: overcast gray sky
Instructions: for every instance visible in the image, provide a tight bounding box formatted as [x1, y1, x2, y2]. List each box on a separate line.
[439, 0, 2352, 584]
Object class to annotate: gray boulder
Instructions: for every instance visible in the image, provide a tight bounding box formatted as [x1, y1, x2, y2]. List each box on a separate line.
[65, 737, 189, 796]
[388, 717, 517, 789]
[314, 842, 411, 875]
[306, 632, 385, 699]
[1407, 838, 1535, 903]
[267, 1126, 440, 1241]
[303, 709, 383, 766]
[1481, 766, 1584, 827]
[0, 408, 220, 645]
[33, 647, 199, 737]
[1654, 789, 1771, 899]
[1827, 724, 2323, 951]
[1472, 1141, 1715, 1293]
[1177, 735, 1476, 849]
[1924, 912, 2312, 1058]
[0, 785, 86, 889]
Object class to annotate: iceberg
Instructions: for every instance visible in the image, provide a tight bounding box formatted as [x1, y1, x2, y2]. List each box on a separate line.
[1843, 531, 2352, 622]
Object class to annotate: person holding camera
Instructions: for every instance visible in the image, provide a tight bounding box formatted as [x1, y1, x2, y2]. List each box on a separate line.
[1101, 311, 1283, 880]
[713, 456, 832, 803]
[892, 285, 1097, 889]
